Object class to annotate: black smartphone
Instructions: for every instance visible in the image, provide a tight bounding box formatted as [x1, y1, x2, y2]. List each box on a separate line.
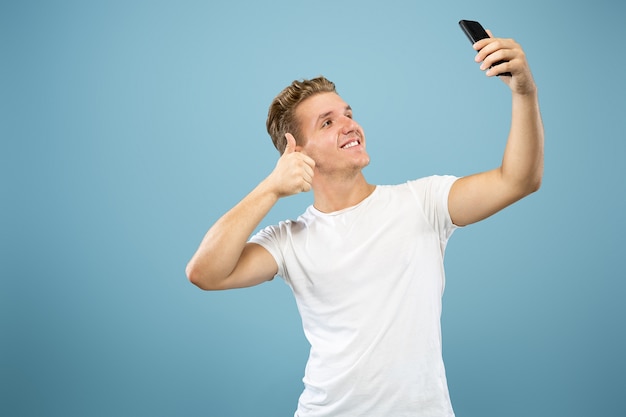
[458, 19, 511, 76]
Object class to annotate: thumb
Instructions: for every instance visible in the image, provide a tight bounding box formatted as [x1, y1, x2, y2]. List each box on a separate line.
[284, 133, 297, 155]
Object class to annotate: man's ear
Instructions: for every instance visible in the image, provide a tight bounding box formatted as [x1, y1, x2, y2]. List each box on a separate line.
[287, 132, 306, 152]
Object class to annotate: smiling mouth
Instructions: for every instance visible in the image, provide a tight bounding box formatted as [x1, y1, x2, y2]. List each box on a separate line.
[341, 139, 360, 149]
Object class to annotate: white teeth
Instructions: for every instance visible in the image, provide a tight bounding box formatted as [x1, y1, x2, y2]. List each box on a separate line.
[342, 140, 359, 149]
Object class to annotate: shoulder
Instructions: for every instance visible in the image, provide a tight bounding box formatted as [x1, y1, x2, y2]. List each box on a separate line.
[406, 175, 459, 188]
[404, 175, 458, 200]
[250, 208, 313, 242]
[375, 175, 458, 199]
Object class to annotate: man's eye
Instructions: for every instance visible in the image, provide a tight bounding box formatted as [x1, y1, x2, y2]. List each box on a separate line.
[322, 120, 331, 128]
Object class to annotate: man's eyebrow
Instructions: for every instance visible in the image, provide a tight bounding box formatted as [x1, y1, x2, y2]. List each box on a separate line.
[317, 105, 352, 121]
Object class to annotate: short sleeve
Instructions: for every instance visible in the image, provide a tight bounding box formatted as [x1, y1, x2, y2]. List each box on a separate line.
[407, 175, 460, 247]
[249, 223, 287, 279]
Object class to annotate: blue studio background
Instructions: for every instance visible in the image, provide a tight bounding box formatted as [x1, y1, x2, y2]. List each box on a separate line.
[2, 0, 625, 416]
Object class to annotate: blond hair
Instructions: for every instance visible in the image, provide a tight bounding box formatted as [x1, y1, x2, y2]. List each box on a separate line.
[266, 76, 336, 154]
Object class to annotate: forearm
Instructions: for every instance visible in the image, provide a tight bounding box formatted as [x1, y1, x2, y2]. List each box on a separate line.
[448, 34, 544, 227]
[500, 90, 544, 194]
[186, 134, 315, 289]
[185, 178, 279, 287]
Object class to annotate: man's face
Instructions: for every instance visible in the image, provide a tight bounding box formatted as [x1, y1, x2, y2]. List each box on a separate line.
[294, 92, 370, 177]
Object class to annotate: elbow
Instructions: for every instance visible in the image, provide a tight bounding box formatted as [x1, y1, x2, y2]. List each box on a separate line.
[507, 172, 542, 203]
[185, 261, 216, 291]
[516, 166, 543, 198]
[527, 175, 542, 195]
[517, 177, 541, 200]
[185, 262, 203, 289]
[529, 167, 544, 194]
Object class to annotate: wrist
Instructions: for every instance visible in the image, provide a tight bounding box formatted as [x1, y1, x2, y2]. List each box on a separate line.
[257, 176, 284, 201]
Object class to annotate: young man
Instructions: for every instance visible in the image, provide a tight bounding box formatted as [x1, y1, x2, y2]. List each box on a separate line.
[186, 32, 543, 417]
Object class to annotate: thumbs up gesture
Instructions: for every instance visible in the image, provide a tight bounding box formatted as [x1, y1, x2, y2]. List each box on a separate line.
[283, 132, 298, 155]
[266, 133, 316, 198]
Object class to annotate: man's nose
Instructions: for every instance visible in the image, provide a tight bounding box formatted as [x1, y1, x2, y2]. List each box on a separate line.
[340, 116, 358, 133]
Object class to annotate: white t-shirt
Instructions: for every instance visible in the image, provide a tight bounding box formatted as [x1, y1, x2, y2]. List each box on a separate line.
[250, 175, 459, 417]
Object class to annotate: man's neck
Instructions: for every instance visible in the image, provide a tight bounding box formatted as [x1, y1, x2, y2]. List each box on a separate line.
[312, 172, 376, 213]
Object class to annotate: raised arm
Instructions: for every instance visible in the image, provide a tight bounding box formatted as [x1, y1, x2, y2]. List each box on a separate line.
[448, 31, 544, 227]
[186, 134, 314, 290]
